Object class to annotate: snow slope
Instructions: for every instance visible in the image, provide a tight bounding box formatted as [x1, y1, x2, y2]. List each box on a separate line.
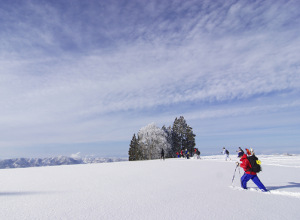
[0, 155, 299, 219]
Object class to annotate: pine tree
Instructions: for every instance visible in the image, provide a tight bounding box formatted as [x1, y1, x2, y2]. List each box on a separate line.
[128, 133, 139, 161]
[171, 116, 186, 155]
[171, 116, 196, 156]
[185, 125, 196, 154]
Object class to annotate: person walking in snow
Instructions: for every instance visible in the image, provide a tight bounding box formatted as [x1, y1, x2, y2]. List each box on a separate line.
[237, 148, 268, 192]
[194, 148, 201, 159]
[185, 149, 190, 159]
[197, 149, 201, 159]
[193, 148, 198, 159]
[161, 148, 165, 160]
[222, 147, 231, 161]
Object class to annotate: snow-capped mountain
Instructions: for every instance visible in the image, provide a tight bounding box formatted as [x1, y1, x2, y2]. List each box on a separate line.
[0, 156, 128, 169]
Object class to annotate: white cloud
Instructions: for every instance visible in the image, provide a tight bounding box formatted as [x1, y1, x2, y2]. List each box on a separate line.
[70, 152, 81, 159]
[0, 0, 299, 153]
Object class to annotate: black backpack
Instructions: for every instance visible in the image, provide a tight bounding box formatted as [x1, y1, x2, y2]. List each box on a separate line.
[247, 155, 262, 173]
[225, 149, 229, 155]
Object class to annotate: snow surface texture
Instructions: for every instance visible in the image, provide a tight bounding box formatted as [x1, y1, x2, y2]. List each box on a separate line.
[0, 156, 128, 169]
[0, 155, 299, 219]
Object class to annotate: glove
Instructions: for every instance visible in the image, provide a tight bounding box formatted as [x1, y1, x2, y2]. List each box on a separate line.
[236, 162, 240, 166]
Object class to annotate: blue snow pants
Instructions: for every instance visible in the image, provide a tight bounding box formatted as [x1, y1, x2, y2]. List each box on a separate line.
[241, 173, 267, 191]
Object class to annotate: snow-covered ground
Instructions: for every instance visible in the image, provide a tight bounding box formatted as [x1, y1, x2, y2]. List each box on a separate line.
[0, 154, 299, 219]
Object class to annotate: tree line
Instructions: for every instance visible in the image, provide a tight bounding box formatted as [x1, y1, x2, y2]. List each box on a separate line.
[128, 116, 196, 161]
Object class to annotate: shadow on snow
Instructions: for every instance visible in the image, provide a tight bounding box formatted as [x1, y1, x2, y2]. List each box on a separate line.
[0, 191, 60, 196]
[267, 182, 300, 190]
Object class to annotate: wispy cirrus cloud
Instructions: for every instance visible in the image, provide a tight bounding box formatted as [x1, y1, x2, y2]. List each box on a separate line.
[0, 0, 299, 155]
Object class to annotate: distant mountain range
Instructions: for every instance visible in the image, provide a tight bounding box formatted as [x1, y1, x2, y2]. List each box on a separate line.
[0, 156, 128, 169]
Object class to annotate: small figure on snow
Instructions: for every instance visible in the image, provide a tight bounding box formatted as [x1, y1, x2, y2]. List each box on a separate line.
[194, 148, 201, 159]
[222, 147, 231, 161]
[185, 149, 190, 159]
[236, 147, 244, 158]
[176, 152, 180, 158]
[237, 148, 268, 192]
[180, 150, 184, 158]
[196, 149, 201, 159]
[194, 148, 197, 158]
[161, 148, 165, 160]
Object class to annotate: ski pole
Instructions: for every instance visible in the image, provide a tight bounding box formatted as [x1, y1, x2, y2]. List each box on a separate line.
[231, 163, 239, 185]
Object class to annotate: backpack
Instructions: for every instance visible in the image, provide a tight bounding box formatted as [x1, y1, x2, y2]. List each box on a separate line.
[225, 149, 229, 155]
[247, 155, 262, 173]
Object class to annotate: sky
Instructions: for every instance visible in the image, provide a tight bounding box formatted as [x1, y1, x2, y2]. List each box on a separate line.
[0, 0, 299, 158]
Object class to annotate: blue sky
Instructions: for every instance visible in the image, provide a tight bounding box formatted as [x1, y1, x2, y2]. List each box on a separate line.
[0, 0, 299, 158]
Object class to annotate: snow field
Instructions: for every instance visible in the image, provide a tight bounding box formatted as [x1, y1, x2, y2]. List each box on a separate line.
[0, 155, 299, 219]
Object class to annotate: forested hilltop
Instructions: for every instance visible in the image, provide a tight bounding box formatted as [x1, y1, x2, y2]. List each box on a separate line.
[128, 116, 196, 160]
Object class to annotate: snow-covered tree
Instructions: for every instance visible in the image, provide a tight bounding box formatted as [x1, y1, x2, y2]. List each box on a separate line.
[138, 123, 171, 160]
[162, 125, 173, 158]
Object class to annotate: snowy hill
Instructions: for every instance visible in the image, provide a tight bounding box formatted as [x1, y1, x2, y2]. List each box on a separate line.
[0, 154, 299, 219]
[0, 156, 128, 169]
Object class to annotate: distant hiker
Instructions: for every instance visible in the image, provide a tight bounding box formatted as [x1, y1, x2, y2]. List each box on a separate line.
[237, 148, 268, 192]
[176, 152, 180, 158]
[196, 149, 201, 159]
[185, 149, 189, 159]
[236, 147, 244, 158]
[194, 148, 201, 159]
[193, 148, 197, 159]
[180, 150, 184, 158]
[161, 148, 165, 160]
[222, 147, 231, 161]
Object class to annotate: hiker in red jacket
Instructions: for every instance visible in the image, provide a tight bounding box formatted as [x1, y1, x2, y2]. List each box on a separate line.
[238, 148, 268, 192]
[193, 148, 198, 159]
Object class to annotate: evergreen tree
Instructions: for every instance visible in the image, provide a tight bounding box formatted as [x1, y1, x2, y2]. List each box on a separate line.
[171, 116, 186, 155]
[128, 133, 139, 161]
[171, 116, 196, 156]
[185, 125, 196, 154]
